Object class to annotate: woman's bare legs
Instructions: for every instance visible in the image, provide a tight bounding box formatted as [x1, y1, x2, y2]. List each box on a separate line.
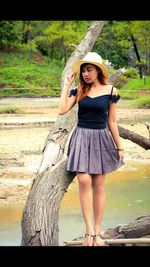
[77, 172, 94, 246]
[92, 174, 106, 246]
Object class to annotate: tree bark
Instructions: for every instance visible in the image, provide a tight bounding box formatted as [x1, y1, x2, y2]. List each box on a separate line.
[21, 21, 107, 246]
[102, 215, 150, 240]
[118, 126, 150, 150]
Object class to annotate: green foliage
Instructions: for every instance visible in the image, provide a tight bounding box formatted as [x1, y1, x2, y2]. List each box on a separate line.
[33, 35, 50, 55]
[1, 20, 150, 101]
[113, 68, 139, 88]
[0, 21, 21, 46]
[123, 67, 139, 78]
[94, 21, 150, 70]
[0, 49, 64, 96]
[36, 21, 90, 59]
[93, 22, 131, 68]
[1, 20, 150, 70]
[131, 21, 150, 48]
[118, 76, 150, 100]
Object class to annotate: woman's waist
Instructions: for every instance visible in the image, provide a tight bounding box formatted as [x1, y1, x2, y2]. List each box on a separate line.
[77, 120, 107, 129]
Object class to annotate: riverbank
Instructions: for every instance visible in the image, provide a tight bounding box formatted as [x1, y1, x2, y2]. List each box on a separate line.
[0, 98, 150, 206]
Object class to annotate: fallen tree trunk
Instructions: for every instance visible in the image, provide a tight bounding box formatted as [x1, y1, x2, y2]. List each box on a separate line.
[101, 215, 150, 239]
[65, 215, 150, 246]
[118, 126, 150, 150]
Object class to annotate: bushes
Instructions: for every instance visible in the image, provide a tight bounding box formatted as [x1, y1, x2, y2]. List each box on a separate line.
[113, 67, 139, 89]
[113, 76, 129, 88]
[124, 67, 139, 78]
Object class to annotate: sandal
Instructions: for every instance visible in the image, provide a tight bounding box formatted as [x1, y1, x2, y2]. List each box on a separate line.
[82, 233, 94, 246]
[93, 234, 109, 246]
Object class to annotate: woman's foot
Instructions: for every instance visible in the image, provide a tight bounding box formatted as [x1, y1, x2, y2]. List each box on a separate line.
[93, 234, 108, 246]
[82, 233, 94, 246]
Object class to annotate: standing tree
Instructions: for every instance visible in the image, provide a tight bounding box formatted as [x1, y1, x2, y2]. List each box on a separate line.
[21, 21, 107, 246]
[130, 33, 143, 78]
[21, 21, 33, 44]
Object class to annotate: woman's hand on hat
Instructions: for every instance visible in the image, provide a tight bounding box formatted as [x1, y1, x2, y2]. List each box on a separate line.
[64, 72, 77, 87]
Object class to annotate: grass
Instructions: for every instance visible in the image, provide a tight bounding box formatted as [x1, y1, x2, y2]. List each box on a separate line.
[0, 46, 150, 108]
[0, 49, 64, 97]
[119, 77, 150, 100]
[0, 106, 25, 114]
[121, 76, 150, 90]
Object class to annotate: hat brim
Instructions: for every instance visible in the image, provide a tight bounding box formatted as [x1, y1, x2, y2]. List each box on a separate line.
[72, 60, 108, 78]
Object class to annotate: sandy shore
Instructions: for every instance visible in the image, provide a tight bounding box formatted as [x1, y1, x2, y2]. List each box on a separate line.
[0, 100, 150, 206]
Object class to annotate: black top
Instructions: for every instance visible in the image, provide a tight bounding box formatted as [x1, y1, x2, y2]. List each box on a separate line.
[69, 87, 120, 129]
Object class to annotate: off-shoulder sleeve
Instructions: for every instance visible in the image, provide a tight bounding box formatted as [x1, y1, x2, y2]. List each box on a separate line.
[111, 94, 121, 103]
[68, 88, 77, 97]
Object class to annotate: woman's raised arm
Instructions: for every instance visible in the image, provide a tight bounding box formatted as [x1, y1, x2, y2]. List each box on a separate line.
[58, 72, 77, 115]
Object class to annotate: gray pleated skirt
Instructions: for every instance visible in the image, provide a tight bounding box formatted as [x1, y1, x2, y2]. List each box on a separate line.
[67, 126, 125, 175]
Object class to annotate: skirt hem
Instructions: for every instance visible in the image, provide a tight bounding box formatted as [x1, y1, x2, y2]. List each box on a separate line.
[67, 162, 125, 175]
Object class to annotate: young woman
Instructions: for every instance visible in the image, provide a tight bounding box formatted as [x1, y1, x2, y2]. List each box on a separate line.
[59, 52, 125, 246]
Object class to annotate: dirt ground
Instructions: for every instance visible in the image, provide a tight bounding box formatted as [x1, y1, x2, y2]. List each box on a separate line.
[0, 98, 150, 206]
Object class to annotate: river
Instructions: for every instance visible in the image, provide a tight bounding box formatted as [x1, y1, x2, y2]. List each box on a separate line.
[0, 160, 150, 246]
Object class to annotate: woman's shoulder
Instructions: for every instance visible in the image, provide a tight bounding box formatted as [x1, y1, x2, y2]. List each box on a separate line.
[111, 86, 118, 95]
[110, 86, 120, 103]
[104, 84, 118, 95]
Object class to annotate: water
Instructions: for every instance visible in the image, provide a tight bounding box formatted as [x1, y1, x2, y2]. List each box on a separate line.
[0, 204, 23, 246]
[59, 162, 150, 245]
[0, 161, 149, 246]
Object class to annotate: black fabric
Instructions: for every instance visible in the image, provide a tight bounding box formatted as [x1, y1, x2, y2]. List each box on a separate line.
[68, 87, 120, 129]
[68, 88, 78, 97]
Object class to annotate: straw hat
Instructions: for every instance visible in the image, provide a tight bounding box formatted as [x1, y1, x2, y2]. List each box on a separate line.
[72, 52, 108, 78]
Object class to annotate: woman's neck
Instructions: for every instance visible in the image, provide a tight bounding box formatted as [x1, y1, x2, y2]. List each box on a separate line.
[90, 80, 101, 89]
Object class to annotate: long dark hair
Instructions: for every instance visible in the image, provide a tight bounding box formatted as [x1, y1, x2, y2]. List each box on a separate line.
[77, 63, 109, 102]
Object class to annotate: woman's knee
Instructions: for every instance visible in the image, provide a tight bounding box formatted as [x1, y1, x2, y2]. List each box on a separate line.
[92, 174, 106, 188]
[77, 172, 92, 188]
